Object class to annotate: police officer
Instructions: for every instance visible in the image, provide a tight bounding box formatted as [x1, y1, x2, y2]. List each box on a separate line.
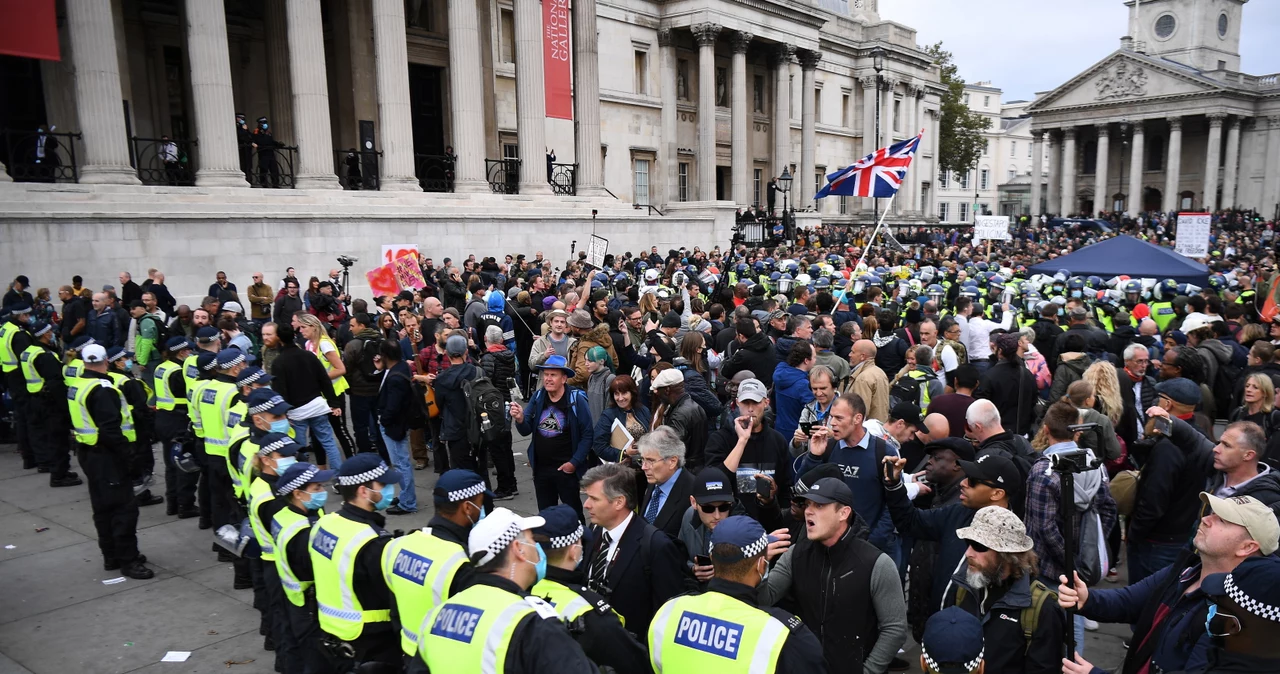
[647, 516, 825, 674]
[918, 606, 984, 674]
[254, 116, 281, 188]
[244, 432, 301, 668]
[235, 112, 253, 180]
[105, 347, 163, 507]
[235, 387, 292, 627]
[20, 321, 81, 486]
[272, 461, 335, 674]
[69, 345, 155, 579]
[188, 326, 222, 531]
[411, 507, 596, 674]
[154, 336, 199, 518]
[310, 454, 401, 668]
[63, 335, 96, 387]
[1, 301, 35, 470]
[530, 505, 649, 674]
[231, 368, 278, 499]
[206, 348, 256, 590]
[382, 469, 487, 660]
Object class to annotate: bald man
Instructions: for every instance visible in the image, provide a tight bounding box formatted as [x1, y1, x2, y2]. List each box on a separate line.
[920, 413, 950, 444]
[846, 339, 889, 422]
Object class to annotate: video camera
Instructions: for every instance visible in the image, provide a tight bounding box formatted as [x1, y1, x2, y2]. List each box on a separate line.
[337, 254, 358, 268]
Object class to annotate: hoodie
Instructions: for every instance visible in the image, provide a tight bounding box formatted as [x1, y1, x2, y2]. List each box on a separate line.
[772, 362, 814, 440]
[1194, 338, 1234, 386]
[478, 292, 517, 352]
[720, 331, 779, 389]
[463, 293, 489, 341]
[1048, 351, 1091, 402]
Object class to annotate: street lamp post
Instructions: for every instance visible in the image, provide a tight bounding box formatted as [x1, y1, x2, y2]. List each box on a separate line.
[872, 46, 884, 230]
[1117, 120, 1130, 214]
[778, 166, 793, 242]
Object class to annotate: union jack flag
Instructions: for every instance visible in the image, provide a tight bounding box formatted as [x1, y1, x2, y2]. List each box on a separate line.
[815, 130, 923, 199]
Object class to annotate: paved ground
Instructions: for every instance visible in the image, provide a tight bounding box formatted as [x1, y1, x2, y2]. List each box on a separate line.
[0, 438, 1130, 673]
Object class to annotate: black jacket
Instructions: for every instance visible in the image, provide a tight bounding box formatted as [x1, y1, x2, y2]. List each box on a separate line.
[977, 431, 1041, 485]
[1129, 437, 1204, 544]
[639, 467, 697, 540]
[434, 361, 479, 443]
[1119, 371, 1158, 448]
[945, 564, 1066, 674]
[269, 343, 339, 409]
[376, 360, 413, 441]
[882, 477, 974, 616]
[480, 348, 518, 404]
[661, 393, 708, 472]
[720, 332, 779, 389]
[333, 504, 394, 639]
[273, 293, 303, 325]
[580, 515, 687, 638]
[974, 359, 1038, 435]
[534, 566, 649, 674]
[704, 424, 791, 528]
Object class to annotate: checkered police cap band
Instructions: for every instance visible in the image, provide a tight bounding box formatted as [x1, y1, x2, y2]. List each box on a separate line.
[239, 370, 266, 386]
[337, 463, 390, 486]
[249, 395, 286, 415]
[257, 437, 291, 457]
[1225, 574, 1280, 622]
[33, 323, 52, 337]
[108, 350, 127, 362]
[276, 466, 320, 496]
[549, 525, 584, 549]
[219, 352, 245, 369]
[475, 522, 524, 566]
[200, 359, 219, 371]
[446, 482, 487, 503]
[921, 645, 983, 674]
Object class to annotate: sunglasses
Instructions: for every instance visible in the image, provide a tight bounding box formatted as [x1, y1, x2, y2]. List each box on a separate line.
[699, 503, 733, 514]
[965, 477, 999, 490]
[964, 539, 990, 553]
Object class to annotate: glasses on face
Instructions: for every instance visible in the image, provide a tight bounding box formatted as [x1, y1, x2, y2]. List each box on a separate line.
[640, 456, 671, 467]
[699, 503, 733, 514]
[964, 539, 990, 554]
[965, 477, 998, 491]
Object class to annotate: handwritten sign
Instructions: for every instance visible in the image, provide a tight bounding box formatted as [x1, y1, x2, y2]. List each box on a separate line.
[586, 235, 609, 268]
[393, 253, 427, 290]
[1174, 213, 1211, 258]
[381, 244, 419, 265]
[973, 215, 1011, 241]
[366, 264, 399, 298]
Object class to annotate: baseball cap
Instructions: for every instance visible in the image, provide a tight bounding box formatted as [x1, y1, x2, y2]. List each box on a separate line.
[1200, 492, 1280, 556]
[957, 454, 1021, 494]
[255, 432, 301, 458]
[692, 467, 735, 504]
[81, 344, 107, 363]
[195, 326, 220, 343]
[246, 388, 292, 416]
[274, 462, 336, 497]
[794, 464, 844, 497]
[1155, 377, 1201, 406]
[800, 477, 853, 506]
[736, 378, 767, 403]
[709, 516, 777, 563]
[468, 507, 545, 565]
[445, 334, 468, 357]
[660, 312, 682, 329]
[222, 301, 243, 314]
[920, 606, 984, 674]
[955, 505, 1033, 553]
[335, 454, 403, 489]
[1181, 313, 1221, 334]
[653, 368, 684, 389]
[926, 437, 977, 462]
[1201, 556, 1280, 623]
[767, 309, 787, 322]
[889, 402, 922, 428]
[433, 469, 493, 506]
[533, 505, 584, 549]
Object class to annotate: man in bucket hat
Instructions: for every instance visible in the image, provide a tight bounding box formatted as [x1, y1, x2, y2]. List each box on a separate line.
[511, 354, 594, 519]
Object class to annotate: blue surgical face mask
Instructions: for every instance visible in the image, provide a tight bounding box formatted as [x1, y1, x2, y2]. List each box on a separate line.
[262, 123, 269, 130]
[274, 456, 297, 471]
[521, 541, 547, 583]
[375, 484, 396, 510]
[304, 489, 328, 511]
[123, 359, 134, 370]
[269, 419, 291, 434]
[464, 500, 487, 526]
[1070, 290, 1082, 298]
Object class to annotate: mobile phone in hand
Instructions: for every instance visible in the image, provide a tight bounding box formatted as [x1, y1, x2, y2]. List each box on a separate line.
[694, 555, 711, 567]
[755, 474, 771, 498]
[882, 458, 895, 483]
[798, 421, 813, 435]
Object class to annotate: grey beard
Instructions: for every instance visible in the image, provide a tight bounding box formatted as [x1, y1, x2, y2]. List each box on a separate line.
[966, 567, 994, 589]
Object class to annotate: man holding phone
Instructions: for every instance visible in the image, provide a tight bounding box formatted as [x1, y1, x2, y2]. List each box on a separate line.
[677, 467, 744, 587]
[705, 378, 792, 530]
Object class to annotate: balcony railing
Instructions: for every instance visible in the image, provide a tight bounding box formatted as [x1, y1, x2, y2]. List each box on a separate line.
[241, 144, 297, 188]
[549, 162, 576, 196]
[334, 149, 382, 190]
[1, 129, 80, 182]
[131, 137, 196, 186]
[486, 158, 520, 194]
[415, 153, 454, 192]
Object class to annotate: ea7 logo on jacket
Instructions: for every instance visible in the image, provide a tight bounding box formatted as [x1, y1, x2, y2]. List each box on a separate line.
[674, 611, 744, 659]
[840, 465, 860, 479]
[391, 549, 434, 585]
[430, 604, 483, 643]
[311, 528, 338, 560]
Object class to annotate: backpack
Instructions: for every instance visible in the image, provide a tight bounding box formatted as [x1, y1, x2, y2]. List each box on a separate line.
[141, 314, 170, 350]
[889, 370, 926, 408]
[463, 367, 507, 445]
[1212, 359, 1244, 421]
[954, 579, 1057, 653]
[357, 337, 383, 380]
[1074, 497, 1107, 586]
[240, 319, 263, 360]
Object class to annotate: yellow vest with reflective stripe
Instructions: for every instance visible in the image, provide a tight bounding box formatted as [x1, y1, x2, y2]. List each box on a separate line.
[67, 378, 137, 446]
[182, 354, 202, 401]
[63, 358, 84, 387]
[648, 591, 788, 674]
[531, 577, 624, 625]
[381, 529, 469, 656]
[1149, 301, 1176, 333]
[225, 399, 252, 497]
[231, 434, 260, 502]
[272, 505, 323, 607]
[904, 369, 933, 407]
[153, 360, 184, 411]
[418, 583, 540, 674]
[314, 336, 349, 396]
[248, 477, 277, 562]
[19, 345, 46, 393]
[309, 512, 391, 641]
[0, 321, 21, 372]
[197, 379, 238, 458]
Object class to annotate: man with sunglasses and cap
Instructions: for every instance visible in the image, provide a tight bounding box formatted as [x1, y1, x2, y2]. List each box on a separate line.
[410, 507, 596, 674]
[679, 467, 749, 587]
[20, 321, 81, 487]
[944, 505, 1065, 674]
[649, 515, 825, 674]
[530, 504, 649, 674]
[272, 461, 335, 674]
[155, 336, 199, 518]
[310, 454, 402, 668]
[381, 469, 488, 660]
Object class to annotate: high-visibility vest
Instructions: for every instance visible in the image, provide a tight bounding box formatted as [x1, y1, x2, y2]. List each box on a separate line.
[247, 477, 277, 562]
[904, 369, 933, 407]
[19, 344, 47, 393]
[225, 398, 252, 496]
[152, 360, 185, 411]
[381, 529, 469, 656]
[0, 321, 22, 373]
[67, 378, 137, 446]
[1094, 307, 1115, 333]
[231, 434, 261, 502]
[1148, 301, 1176, 333]
[309, 512, 391, 641]
[419, 584, 557, 674]
[312, 336, 349, 396]
[182, 353, 202, 400]
[272, 505, 323, 607]
[197, 379, 238, 458]
[647, 591, 789, 674]
[531, 577, 624, 625]
[63, 358, 84, 387]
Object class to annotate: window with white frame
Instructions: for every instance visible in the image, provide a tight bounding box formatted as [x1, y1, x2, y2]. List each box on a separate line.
[1010, 141, 1016, 157]
[938, 201, 950, 221]
[980, 169, 990, 190]
[634, 158, 651, 205]
[938, 170, 949, 189]
[1008, 167, 1017, 182]
[963, 93, 970, 105]
[958, 203, 969, 222]
[753, 168, 762, 206]
[958, 171, 969, 190]
[983, 95, 990, 107]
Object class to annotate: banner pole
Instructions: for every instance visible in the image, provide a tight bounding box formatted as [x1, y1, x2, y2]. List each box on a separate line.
[855, 192, 897, 270]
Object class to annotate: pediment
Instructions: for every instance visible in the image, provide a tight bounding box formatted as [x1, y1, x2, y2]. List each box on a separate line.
[1028, 52, 1221, 113]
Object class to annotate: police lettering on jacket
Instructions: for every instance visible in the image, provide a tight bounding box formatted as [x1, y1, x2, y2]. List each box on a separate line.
[674, 611, 743, 658]
[392, 550, 434, 585]
[312, 528, 338, 559]
[431, 605, 483, 643]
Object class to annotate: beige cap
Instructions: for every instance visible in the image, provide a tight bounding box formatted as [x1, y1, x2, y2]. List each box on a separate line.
[955, 505, 1033, 554]
[1200, 492, 1280, 556]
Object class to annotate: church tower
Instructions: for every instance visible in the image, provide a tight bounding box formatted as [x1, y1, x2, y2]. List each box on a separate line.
[1126, 0, 1245, 72]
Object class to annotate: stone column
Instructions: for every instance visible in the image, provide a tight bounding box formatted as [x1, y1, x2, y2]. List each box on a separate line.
[1060, 127, 1077, 215]
[773, 44, 794, 179]
[730, 31, 752, 205]
[882, 79, 897, 144]
[1221, 117, 1241, 209]
[67, 0, 139, 184]
[1202, 113, 1225, 211]
[1030, 130, 1045, 216]
[1092, 126, 1109, 217]
[513, 0, 550, 193]
[572, 0, 604, 196]
[905, 87, 920, 212]
[798, 49, 820, 209]
[369, 0, 421, 190]
[658, 28, 678, 206]
[447, 0, 487, 192]
[1265, 116, 1280, 216]
[183, 0, 248, 187]
[860, 75, 876, 212]
[263, 0, 294, 144]
[1046, 132, 1060, 215]
[1128, 122, 1144, 216]
[1162, 117, 1182, 211]
[693, 22, 720, 201]
[285, 0, 339, 189]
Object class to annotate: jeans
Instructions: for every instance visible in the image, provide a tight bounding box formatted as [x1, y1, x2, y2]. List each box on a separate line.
[1127, 539, 1185, 588]
[1074, 614, 1086, 656]
[380, 424, 417, 512]
[972, 358, 992, 376]
[291, 415, 343, 469]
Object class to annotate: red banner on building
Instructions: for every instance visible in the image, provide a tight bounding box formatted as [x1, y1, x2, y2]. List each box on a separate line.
[0, 0, 60, 61]
[542, 0, 573, 120]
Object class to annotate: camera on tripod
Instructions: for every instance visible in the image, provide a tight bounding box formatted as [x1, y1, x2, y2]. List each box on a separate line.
[337, 254, 358, 268]
[1047, 443, 1100, 474]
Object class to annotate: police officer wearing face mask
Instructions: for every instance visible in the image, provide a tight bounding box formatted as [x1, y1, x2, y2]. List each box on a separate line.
[272, 461, 335, 674]
[381, 469, 488, 660]
[235, 112, 253, 180]
[246, 432, 302, 669]
[105, 346, 162, 507]
[530, 505, 650, 674]
[409, 507, 596, 674]
[234, 388, 294, 636]
[254, 116, 281, 188]
[310, 454, 402, 668]
[155, 337, 199, 517]
[229, 366, 276, 503]
[1, 301, 36, 471]
[20, 321, 81, 487]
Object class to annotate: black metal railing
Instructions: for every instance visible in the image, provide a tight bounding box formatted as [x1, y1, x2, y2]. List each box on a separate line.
[2, 129, 80, 182]
[415, 153, 455, 192]
[549, 162, 576, 195]
[241, 144, 297, 188]
[131, 137, 196, 186]
[486, 158, 520, 194]
[334, 149, 382, 190]
[635, 204, 665, 216]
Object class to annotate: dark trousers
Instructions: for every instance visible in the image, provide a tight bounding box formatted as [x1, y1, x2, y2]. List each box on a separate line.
[7, 374, 33, 464]
[130, 433, 155, 480]
[429, 417, 447, 473]
[446, 438, 486, 485]
[487, 430, 517, 493]
[533, 462, 583, 521]
[348, 394, 382, 455]
[264, 563, 298, 674]
[285, 594, 328, 674]
[207, 454, 238, 529]
[29, 395, 72, 478]
[77, 445, 141, 565]
[350, 631, 400, 668]
[156, 411, 198, 511]
[196, 439, 213, 523]
[1127, 539, 1184, 588]
[327, 393, 356, 460]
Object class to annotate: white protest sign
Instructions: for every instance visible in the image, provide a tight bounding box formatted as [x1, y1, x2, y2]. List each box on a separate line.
[1174, 213, 1212, 258]
[586, 235, 609, 268]
[381, 244, 419, 265]
[973, 215, 1011, 241]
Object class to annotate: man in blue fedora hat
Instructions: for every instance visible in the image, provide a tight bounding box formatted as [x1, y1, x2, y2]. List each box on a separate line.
[511, 354, 594, 519]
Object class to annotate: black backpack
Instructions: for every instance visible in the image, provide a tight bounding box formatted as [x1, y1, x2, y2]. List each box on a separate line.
[142, 314, 171, 351]
[463, 367, 507, 445]
[357, 337, 383, 380]
[889, 370, 926, 408]
[1213, 359, 1244, 420]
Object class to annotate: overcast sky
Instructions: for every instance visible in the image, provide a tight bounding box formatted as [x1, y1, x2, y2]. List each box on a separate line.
[878, 0, 1280, 102]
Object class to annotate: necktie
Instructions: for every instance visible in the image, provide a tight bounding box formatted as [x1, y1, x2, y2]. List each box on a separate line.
[589, 530, 612, 588]
[645, 488, 663, 523]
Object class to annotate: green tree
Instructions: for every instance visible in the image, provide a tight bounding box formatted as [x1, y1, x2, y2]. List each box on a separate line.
[925, 41, 989, 176]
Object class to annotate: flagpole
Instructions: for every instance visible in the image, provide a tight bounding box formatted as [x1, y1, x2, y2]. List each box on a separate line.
[856, 192, 897, 271]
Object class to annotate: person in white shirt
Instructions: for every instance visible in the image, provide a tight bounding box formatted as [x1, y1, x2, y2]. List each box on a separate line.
[958, 299, 1014, 374]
